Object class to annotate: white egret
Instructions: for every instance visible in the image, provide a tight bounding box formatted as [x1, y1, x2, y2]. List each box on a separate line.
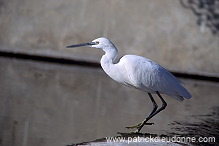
[67, 37, 191, 133]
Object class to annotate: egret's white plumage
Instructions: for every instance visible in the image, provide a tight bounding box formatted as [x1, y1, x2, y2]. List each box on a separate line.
[90, 38, 191, 101]
[67, 37, 191, 133]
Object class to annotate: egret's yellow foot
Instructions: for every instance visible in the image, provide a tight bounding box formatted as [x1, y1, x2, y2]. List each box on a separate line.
[126, 122, 143, 129]
[126, 121, 154, 129]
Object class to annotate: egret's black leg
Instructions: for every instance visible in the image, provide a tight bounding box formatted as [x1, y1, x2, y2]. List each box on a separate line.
[145, 92, 167, 120]
[126, 93, 158, 129]
[155, 91, 167, 114]
[136, 91, 167, 133]
[141, 93, 158, 125]
[148, 93, 158, 117]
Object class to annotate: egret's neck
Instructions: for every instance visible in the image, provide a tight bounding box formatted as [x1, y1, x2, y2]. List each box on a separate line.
[101, 46, 118, 65]
[100, 46, 119, 75]
[100, 46, 124, 84]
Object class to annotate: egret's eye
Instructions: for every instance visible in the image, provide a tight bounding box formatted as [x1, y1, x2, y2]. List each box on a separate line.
[95, 41, 99, 44]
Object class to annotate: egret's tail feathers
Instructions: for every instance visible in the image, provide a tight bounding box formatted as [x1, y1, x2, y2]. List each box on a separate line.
[167, 88, 191, 101]
[178, 87, 192, 99]
[182, 91, 192, 99]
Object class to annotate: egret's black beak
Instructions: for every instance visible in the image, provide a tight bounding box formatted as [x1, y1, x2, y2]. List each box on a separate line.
[66, 42, 96, 48]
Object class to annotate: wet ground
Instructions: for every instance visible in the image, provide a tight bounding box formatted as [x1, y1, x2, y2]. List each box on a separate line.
[68, 106, 219, 146]
[168, 106, 219, 145]
[0, 57, 219, 146]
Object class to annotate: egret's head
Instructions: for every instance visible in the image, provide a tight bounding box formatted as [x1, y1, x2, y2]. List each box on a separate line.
[90, 38, 114, 49]
[66, 37, 114, 50]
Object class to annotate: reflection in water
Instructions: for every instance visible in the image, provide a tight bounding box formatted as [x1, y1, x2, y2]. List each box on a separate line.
[69, 107, 218, 146]
[168, 106, 219, 145]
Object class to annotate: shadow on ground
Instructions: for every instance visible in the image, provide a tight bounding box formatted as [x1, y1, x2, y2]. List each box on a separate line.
[68, 106, 219, 146]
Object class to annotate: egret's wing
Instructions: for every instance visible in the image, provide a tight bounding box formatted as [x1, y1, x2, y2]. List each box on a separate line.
[158, 65, 183, 84]
[121, 55, 191, 100]
[144, 61, 191, 100]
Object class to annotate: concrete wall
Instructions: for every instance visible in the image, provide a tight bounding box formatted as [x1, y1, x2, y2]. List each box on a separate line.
[0, 0, 218, 73]
[0, 0, 219, 146]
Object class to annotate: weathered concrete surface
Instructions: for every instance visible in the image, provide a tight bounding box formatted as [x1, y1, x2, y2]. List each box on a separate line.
[0, 0, 219, 146]
[0, 57, 218, 146]
[0, 0, 218, 73]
